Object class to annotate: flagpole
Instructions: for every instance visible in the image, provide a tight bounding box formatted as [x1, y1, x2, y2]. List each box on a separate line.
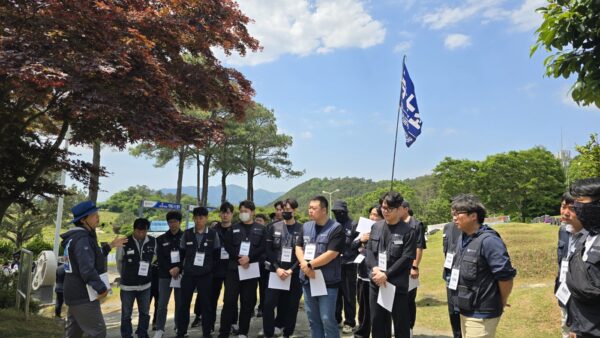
[390, 55, 406, 191]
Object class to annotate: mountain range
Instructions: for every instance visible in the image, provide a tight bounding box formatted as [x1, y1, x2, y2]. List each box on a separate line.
[160, 185, 285, 207]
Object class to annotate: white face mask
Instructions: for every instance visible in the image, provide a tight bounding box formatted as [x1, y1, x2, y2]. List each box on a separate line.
[239, 212, 251, 223]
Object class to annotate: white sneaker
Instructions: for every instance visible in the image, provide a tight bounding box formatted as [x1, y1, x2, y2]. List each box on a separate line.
[274, 327, 283, 336]
[153, 330, 164, 338]
[258, 329, 264, 337]
[239, 335, 248, 338]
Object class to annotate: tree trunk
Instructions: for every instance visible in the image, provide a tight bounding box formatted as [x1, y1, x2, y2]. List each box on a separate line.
[221, 171, 228, 204]
[176, 147, 185, 204]
[246, 167, 254, 201]
[201, 154, 212, 206]
[196, 151, 202, 206]
[88, 139, 101, 203]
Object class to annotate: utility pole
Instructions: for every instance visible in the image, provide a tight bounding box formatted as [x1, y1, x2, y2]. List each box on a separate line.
[322, 189, 340, 219]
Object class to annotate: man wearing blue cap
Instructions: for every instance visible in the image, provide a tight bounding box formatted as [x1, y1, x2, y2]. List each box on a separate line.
[61, 201, 127, 338]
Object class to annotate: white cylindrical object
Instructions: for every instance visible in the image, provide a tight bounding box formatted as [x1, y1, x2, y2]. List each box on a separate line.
[32, 250, 57, 290]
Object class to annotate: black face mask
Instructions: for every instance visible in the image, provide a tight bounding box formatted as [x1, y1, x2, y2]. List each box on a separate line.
[282, 212, 293, 221]
[334, 212, 349, 224]
[573, 200, 600, 235]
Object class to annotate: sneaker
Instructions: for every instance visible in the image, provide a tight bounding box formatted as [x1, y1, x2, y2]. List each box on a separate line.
[258, 329, 264, 337]
[231, 324, 239, 335]
[274, 327, 283, 337]
[191, 316, 201, 328]
[342, 325, 354, 334]
[153, 330, 164, 338]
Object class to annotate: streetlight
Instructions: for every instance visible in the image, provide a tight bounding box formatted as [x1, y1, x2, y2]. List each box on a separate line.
[322, 189, 340, 219]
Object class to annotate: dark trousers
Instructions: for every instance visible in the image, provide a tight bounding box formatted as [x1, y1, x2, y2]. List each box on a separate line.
[219, 269, 258, 337]
[263, 272, 303, 337]
[354, 279, 371, 338]
[336, 264, 357, 327]
[55, 292, 64, 317]
[446, 288, 462, 338]
[369, 282, 410, 338]
[211, 275, 238, 331]
[258, 263, 269, 312]
[407, 287, 417, 329]
[194, 284, 202, 317]
[151, 284, 159, 326]
[178, 273, 213, 336]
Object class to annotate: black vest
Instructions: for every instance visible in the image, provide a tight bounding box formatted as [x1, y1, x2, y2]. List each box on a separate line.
[450, 229, 502, 314]
[300, 219, 342, 284]
[182, 227, 216, 276]
[213, 223, 231, 278]
[156, 230, 183, 278]
[341, 219, 358, 264]
[443, 222, 461, 280]
[270, 221, 302, 270]
[227, 222, 265, 269]
[121, 236, 157, 286]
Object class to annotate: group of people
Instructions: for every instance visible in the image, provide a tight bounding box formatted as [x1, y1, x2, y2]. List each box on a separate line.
[58, 177, 600, 338]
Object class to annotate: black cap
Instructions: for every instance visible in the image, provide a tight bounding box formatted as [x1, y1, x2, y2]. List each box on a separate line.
[331, 200, 348, 212]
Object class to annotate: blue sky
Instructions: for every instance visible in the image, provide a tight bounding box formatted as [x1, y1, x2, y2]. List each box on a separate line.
[68, 0, 600, 201]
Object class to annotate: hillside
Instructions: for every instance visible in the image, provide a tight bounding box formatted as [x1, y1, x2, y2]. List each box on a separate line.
[160, 185, 284, 207]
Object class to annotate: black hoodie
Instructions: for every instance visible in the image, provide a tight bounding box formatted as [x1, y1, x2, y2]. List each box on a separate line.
[60, 227, 110, 306]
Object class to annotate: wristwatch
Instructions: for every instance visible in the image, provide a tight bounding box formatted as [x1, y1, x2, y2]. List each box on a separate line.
[307, 262, 313, 269]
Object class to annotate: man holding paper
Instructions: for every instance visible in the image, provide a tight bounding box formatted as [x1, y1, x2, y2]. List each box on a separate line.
[176, 207, 220, 338]
[116, 218, 157, 338]
[154, 211, 185, 338]
[61, 200, 128, 338]
[365, 191, 416, 338]
[263, 198, 303, 338]
[219, 200, 266, 338]
[296, 195, 345, 338]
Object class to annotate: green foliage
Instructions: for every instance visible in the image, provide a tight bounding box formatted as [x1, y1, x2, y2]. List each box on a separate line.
[0, 242, 16, 263]
[119, 224, 134, 237]
[0, 274, 38, 311]
[1, 202, 52, 249]
[23, 236, 53, 257]
[112, 211, 137, 235]
[532, 0, 600, 108]
[568, 133, 600, 181]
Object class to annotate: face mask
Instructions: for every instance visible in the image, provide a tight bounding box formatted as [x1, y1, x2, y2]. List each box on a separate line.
[282, 212, 293, 220]
[239, 212, 251, 223]
[573, 200, 600, 234]
[334, 212, 348, 223]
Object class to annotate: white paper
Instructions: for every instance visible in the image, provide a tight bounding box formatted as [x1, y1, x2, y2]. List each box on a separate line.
[281, 247, 293, 263]
[353, 254, 365, 264]
[268, 272, 291, 290]
[556, 282, 571, 305]
[170, 251, 180, 263]
[377, 282, 396, 312]
[448, 268, 459, 290]
[309, 269, 328, 297]
[220, 247, 230, 259]
[170, 276, 181, 288]
[304, 244, 316, 261]
[239, 241, 251, 256]
[238, 262, 260, 280]
[194, 252, 205, 266]
[138, 261, 149, 276]
[559, 260, 568, 283]
[443, 253, 455, 269]
[408, 277, 420, 291]
[86, 272, 111, 302]
[356, 217, 375, 234]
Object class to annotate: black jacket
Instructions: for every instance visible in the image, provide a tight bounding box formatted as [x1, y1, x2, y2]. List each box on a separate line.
[156, 229, 184, 279]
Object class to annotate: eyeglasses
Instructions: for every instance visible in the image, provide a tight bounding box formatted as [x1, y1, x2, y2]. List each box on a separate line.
[381, 206, 398, 213]
[451, 211, 470, 217]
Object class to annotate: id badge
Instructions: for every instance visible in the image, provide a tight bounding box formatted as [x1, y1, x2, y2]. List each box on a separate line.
[555, 282, 571, 305]
[281, 247, 293, 263]
[443, 252, 455, 270]
[378, 251, 387, 271]
[220, 247, 230, 260]
[448, 268, 460, 290]
[138, 261, 150, 276]
[239, 241, 251, 256]
[170, 250, 180, 263]
[304, 243, 316, 261]
[194, 252, 205, 267]
[559, 259, 568, 283]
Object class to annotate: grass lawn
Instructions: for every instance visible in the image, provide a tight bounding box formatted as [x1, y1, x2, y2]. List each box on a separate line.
[415, 222, 560, 337]
[0, 308, 63, 337]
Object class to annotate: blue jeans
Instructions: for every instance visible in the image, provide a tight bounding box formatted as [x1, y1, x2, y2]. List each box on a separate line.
[302, 284, 340, 338]
[120, 288, 151, 338]
[156, 278, 181, 331]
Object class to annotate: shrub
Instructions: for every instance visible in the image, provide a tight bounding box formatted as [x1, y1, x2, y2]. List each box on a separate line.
[24, 237, 52, 257]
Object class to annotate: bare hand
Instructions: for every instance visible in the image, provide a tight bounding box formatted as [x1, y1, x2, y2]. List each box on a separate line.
[372, 271, 387, 287]
[238, 256, 250, 268]
[569, 333, 577, 338]
[96, 290, 108, 300]
[110, 236, 128, 249]
[410, 268, 419, 279]
[372, 266, 381, 275]
[169, 267, 180, 278]
[360, 233, 370, 243]
[305, 268, 316, 279]
[300, 261, 309, 272]
[277, 268, 289, 280]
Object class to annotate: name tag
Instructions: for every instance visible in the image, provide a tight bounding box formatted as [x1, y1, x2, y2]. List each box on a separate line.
[304, 243, 316, 261]
[170, 250, 180, 263]
[162, 242, 170, 247]
[127, 249, 135, 255]
[444, 252, 455, 270]
[239, 241, 251, 256]
[220, 247, 230, 259]
[274, 231, 281, 236]
[186, 241, 193, 246]
[138, 261, 150, 276]
[194, 252, 205, 266]
[559, 259, 568, 283]
[448, 268, 459, 290]
[555, 282, 571, 305]
[354, 254, 365, 264]
[233, 229, 240, 233]
[378, 251, 387, 271]
[281, 247, 293, 263]
[393, 239, 403, 245]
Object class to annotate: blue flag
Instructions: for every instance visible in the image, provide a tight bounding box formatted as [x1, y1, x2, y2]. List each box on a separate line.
[400, 62, 422, 147]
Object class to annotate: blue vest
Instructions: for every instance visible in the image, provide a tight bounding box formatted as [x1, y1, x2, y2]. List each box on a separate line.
[300, 219, 342, 285]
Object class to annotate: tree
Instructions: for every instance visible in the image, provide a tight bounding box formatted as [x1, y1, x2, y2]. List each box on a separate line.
[212, 120, 243, 203]
[568, 133, 600, 181]
[532, 0, 600, 108]
[433, 157, 482, 200]
[230, 103, 303, 201]
[1, 199, 52, 249]
[0, 1, 259, 224]
[88, 140, 102, 203]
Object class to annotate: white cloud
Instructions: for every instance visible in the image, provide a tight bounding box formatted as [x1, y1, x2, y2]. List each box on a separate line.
[510, 0, 545, 32]
[393, 41, 412, 54]
[421, 0, 499, 30]
[300, 131, 313, 139]
[216, 0, 386, 66]
[444, 34, 471, 50]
